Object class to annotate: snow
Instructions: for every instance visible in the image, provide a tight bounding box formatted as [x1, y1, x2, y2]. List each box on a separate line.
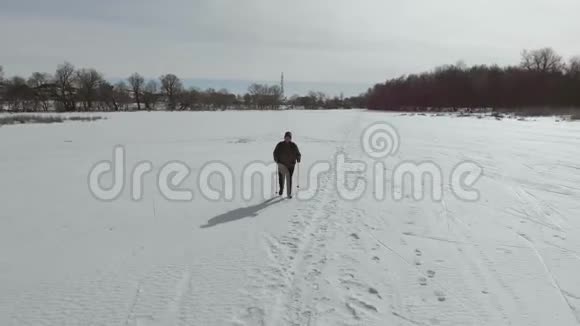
[1, 110, 579, 325]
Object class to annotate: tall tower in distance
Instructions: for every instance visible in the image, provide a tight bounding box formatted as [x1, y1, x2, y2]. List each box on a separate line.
[280, 72, 285, 100]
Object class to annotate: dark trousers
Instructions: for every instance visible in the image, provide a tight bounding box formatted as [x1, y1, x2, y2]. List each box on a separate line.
[278, 164, 295, 195]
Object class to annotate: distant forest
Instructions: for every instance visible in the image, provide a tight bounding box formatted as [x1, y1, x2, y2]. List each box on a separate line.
[0, 64, 365, 112]
[1, 47, 579, 114]
[366, 47, 580, 114]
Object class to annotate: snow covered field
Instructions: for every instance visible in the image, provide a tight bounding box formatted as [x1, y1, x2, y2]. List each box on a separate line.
[1, 110, 579, 326]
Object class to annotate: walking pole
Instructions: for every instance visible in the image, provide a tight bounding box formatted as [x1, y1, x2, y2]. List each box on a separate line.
[276, 164, 279, 195]
[297, 163, 300, 189]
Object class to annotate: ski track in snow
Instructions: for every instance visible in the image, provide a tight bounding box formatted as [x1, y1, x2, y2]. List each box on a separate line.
[516, 233, 580, 324]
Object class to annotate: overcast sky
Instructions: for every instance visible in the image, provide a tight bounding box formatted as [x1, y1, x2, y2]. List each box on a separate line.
[1, 0, 579, 84]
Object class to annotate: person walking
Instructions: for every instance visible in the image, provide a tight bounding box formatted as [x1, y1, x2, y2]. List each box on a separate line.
[273, 131, 302, 198]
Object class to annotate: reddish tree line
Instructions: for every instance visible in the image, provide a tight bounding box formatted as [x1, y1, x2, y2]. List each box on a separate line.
[367, 48, 580, 113]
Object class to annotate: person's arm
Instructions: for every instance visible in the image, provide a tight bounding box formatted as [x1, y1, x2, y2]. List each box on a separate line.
[294, 143, 302, 163]
[273, 143, 280, 163]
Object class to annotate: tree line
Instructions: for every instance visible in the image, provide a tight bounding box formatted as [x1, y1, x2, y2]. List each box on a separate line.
[0, 63, 364, 112]
[366, 47, 580, 113]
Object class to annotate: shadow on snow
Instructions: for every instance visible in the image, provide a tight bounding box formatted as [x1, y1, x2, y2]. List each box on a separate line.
[200, 197, 285, 229]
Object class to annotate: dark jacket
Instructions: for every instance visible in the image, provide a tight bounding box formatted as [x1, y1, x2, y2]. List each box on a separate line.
[273, 141, 301, 167]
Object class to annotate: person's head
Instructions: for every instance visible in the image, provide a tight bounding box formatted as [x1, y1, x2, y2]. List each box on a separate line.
[284, 131, 292, 143]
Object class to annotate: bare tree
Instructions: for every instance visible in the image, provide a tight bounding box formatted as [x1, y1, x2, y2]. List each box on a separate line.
[114, 81, 131, 111]
[243, 93, 251, 107]
[143, 80, 159, 110]
[53, 62, 77, 111]
[570, 56, 580, 106]
[247, 84, 266, 109]
[97, 82, 115, 111]
[97, 81, 130, 111]
[215, 88, 236, 109]
[4, 76, 34, 111]
[178, 88, 201, 110]
[27, 72, 50, 88]
[160, 74, 183, 110]
[521, 47, 565, 73]
[568, 56, 580, 77]
[128, 73, 145, 110]
[248, 84, 282, 109]
[27, 72, 52, 111]
[76, 68, 103, 111]
[0, 66, 4, 110]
